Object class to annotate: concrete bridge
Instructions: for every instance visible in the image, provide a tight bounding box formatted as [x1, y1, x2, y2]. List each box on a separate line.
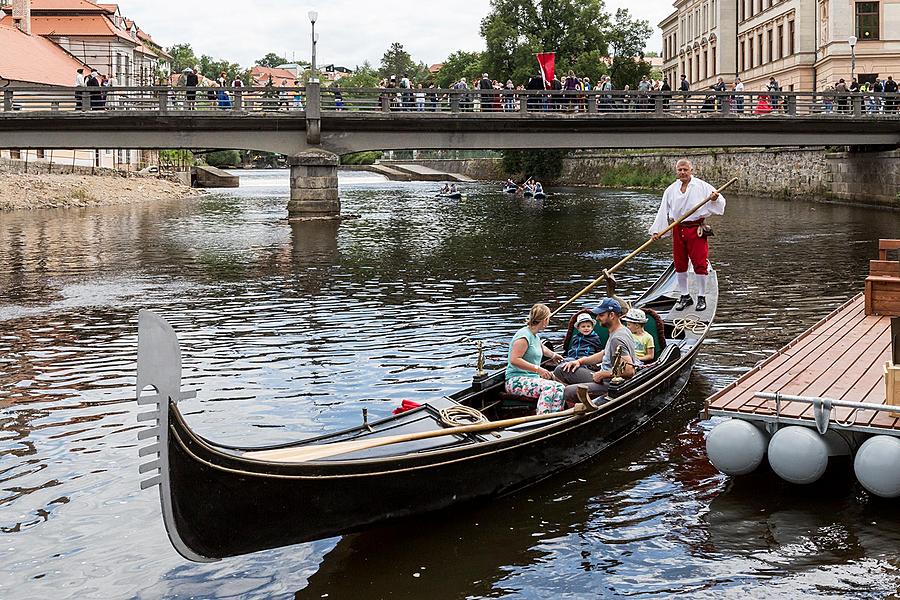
[2, 83, 900, 218]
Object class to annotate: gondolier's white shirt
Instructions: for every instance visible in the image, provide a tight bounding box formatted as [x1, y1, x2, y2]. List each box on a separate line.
[649, 176, 726, 237]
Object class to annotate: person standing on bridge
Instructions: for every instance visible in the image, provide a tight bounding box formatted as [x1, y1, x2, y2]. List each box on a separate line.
[650, 159, 726, 312]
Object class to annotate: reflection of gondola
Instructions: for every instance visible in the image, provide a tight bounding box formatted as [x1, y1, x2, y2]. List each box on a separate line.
[533, 191, 547, 199]
[136, 263, 717, 561]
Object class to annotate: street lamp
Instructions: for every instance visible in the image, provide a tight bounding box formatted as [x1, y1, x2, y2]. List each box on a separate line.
[848, 35, 857, 82]
[308, 11, 318, 83]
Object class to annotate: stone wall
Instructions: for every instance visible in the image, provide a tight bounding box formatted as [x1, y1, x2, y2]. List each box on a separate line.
[826, 150, 900, 209]
[560, 148, 832, 199]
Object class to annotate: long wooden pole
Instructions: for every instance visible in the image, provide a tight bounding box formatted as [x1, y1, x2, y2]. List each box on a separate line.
[550, 177, 737, 319]
[245, 395, 600, 464]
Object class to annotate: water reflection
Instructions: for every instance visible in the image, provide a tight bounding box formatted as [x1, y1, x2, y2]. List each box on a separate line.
[1, 170, 899, 598]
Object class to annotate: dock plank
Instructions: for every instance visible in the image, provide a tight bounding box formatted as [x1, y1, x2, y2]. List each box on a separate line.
[710, 297, 865, 412]
[706, 292, 898, 435]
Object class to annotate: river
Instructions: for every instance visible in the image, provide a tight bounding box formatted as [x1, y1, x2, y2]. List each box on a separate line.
[1, 170, 899, 599]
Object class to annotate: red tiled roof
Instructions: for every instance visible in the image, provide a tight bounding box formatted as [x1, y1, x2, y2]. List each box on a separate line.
[250, 65, 297, 84]
[1, 0, 111, 13]
[0, 14, 136, 43]
[0, 23, 84, 85]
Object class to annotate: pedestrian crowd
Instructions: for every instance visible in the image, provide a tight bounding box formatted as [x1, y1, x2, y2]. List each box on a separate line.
[68, 64, 900, 115]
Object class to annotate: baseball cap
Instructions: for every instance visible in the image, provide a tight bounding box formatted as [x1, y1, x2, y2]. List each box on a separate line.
[575, 313, 595, 326]
[622, 308, 648, 324]
[591, 298, 622, 315]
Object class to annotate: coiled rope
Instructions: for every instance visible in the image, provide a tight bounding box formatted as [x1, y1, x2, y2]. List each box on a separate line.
[439, 405, 488, 427]
[672, 315, 709, 338]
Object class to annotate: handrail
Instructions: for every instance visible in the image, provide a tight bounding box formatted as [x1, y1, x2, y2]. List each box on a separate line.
[1, 86, 898, 117]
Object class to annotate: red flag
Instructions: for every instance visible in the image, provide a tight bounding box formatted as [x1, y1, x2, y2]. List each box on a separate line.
[536, 52, 555, 88]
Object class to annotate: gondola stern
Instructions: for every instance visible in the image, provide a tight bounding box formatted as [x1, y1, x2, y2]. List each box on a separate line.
[136, 309, 218, 563]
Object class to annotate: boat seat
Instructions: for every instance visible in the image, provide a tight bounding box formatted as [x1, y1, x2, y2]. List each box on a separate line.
[498, 391, 537, 417]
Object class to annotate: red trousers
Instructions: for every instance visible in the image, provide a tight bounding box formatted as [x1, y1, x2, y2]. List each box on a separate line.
[673, 223, 709, 275]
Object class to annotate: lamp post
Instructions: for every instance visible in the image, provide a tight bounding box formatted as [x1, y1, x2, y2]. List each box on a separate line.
[848, 35, 857, 83]
[308, 11, 318, 83]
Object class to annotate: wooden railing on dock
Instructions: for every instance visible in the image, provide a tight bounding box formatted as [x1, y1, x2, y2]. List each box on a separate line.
[865, 239, 900, 317]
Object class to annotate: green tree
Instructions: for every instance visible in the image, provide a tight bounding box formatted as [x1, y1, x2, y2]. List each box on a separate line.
[434, 51, 484, 88]
[379, 42, 417, 80]
[480, 0, 612, 84]
[608, 9, 652, 60]
[255, 52, 288, 68]
[205, 150, 241, 168]
[338, 62, 380, 88]
[197, 55, 243, 81]
[167, 43, 198, 73]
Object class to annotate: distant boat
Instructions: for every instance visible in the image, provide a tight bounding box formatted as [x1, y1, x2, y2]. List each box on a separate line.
[439, 192, 462, 200]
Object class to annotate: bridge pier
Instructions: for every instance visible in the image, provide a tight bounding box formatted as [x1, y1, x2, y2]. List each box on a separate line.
[287, 149, 340, 220]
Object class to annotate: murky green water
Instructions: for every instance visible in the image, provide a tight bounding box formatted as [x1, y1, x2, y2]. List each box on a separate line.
[1, 170, 899, 599]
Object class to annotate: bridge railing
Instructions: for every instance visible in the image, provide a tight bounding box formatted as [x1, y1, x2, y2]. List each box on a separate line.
[2, 86, 899, 117]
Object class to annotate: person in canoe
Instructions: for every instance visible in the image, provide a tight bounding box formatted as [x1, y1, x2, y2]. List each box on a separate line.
[622, 308, 654, 364]
[449, 183, 458, 195]
[506, 303, 566, 414]
[553, 298, 636, 405]
[439, 183, 450, 195]
[534, 181, 544, 195]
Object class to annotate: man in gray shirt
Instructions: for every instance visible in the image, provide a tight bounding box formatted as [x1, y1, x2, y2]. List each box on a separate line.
[554, 297, 636, 404]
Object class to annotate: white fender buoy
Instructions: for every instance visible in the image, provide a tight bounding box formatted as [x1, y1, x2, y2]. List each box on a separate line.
[767, 426, 830, 484]
[706, 419, 768, 476]
[854, 435, 900, 499]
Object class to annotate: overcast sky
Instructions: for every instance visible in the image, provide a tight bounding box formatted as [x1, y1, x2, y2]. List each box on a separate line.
[115, 1, 673, 69]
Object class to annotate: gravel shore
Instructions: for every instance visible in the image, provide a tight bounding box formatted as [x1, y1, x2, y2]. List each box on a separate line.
[0, 173, 203, 211]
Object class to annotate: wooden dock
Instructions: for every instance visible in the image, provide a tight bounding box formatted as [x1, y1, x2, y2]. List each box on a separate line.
[707, 239, 900, 436]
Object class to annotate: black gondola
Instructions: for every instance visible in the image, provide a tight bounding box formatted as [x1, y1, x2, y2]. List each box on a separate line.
[533, 191, 547, 199]
[438, 192, 462, 199]
[136, 264, 717, 561]
[502, 186, 518, 193]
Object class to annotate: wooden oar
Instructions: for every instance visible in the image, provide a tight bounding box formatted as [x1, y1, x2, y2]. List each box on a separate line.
[244, 391, 601, 464]
[550, 177, 737, 319]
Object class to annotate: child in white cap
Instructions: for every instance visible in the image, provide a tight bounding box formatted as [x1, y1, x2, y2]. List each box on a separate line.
[622, 308, 654, 363]
[562, 312, 604, 364]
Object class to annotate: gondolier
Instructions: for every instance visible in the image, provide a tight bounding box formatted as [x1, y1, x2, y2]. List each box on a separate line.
[650, 159, 726, 312]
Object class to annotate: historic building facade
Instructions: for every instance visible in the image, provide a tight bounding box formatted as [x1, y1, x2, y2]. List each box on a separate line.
[661, 0, 900, 92]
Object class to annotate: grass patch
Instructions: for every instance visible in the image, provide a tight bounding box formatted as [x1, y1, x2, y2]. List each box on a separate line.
[68, 186, 93, 202]
[597, 164, 671, 190]
[341, 151, 383, 165]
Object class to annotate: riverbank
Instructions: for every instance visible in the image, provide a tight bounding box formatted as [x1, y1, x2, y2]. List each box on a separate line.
[0, 172, 202, 211]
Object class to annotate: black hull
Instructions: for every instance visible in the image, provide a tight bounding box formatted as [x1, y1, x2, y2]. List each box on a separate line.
[136, 262, 717, 561]
[165, 349, 697, 560]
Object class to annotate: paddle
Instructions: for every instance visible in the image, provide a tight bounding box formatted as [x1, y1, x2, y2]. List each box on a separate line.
[550, 177, 737, 319]
[244, 390, 601, 464]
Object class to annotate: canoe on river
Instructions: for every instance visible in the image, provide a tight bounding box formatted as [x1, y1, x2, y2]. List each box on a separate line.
[135, 263, 718, 561]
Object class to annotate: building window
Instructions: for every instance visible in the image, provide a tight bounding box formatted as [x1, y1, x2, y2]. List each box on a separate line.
[739, 0, 745, 22]
[788, 20, 795, 54]
[767, 29, 773, 63]
[703, 50, 708, 80]
[711, 46, 716, 76]
[856, 2, 879, 40]
[688, 57, 692, 81]
[740, 40, 746, 71]
[758, 33, 764, 64]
